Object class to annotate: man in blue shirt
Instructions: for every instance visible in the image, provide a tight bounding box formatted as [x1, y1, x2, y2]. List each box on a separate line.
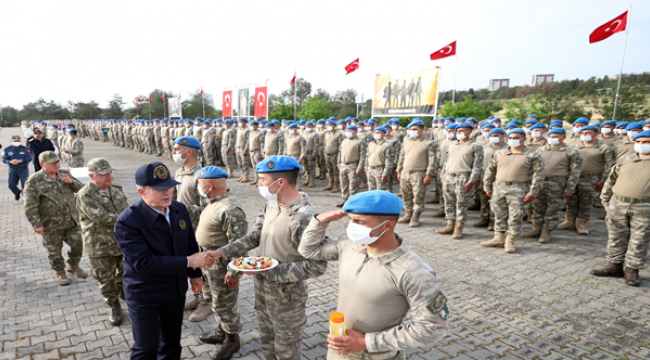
[2, 135, 33, 201]
[27, 129, 55, 172]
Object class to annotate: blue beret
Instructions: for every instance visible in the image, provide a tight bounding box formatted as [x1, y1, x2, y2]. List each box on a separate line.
[579, 125, 598, 133]
[507, 128, 525, 136]
[487, 116, 495, 120]
[256, 155, 302, 173]
[317, 119, 325, 123]
[488, 128, 505, 135]
[135, 162, 180, 191]
[456, 122, 474, 129]
[633, 130, 650, 140]
[482, 123, 495, 129]
[547, 128, 566, 136]
[601, 120, 616, 127]
[305, 121, 314, 126]
[445, 124, 458, 130]
[592, 122, 601, 127]
[407, 120, 424, 129]
[197, 166, 229, 179]
[626, 122, 642, 130]
[530, 123, 547, 130]
[267, 120, 279, 126]
[526, 114, 537, 119]
[550, 120, 564, 127]
[338, 120, 346, 125]
[467, 117, 477, 123]
[524, 119, 538, 126]
[573, 117, 589, 125]
[298, 120, 306, 124]
[68, 128, 78, 133]
[174, 136, 201, 149]
[342, 190, 404, 216]
[374, 126, 387, 133]
[329, 116, 337, 120]
[67, 122, 74, 126]
[327, 120, 336, 125]
[287, 124, 298, 129]
[239, 118, 248, 122]
[251, 120, 259, 125]
[491, 117, 501, 123]
[616, 121, 630, 128]
[445, 116, 456, 121]
[346, 125, 358, 131]
[511, 119, 521, 125]
[368, 119, 377, 124]
[506, 121, 519, 128]
[644, 120, 650, 126]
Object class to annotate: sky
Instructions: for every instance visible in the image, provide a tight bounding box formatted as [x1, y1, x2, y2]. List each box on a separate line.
[1, 0, 648, 110]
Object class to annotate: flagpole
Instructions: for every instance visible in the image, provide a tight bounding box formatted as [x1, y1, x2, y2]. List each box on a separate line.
[149, 101, 152, 120]
[612, 6, 631, 121]
[294, 80, 297, 120]
[163, 94, 166, 119]
[202, 88, 206, 119]
[452, 40, 458, 105]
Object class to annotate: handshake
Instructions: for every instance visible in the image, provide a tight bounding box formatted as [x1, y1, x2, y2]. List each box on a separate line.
[187, 250, 223, 270]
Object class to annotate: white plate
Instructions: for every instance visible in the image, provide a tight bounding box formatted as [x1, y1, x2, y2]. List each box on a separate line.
[228, 257, 279, 272]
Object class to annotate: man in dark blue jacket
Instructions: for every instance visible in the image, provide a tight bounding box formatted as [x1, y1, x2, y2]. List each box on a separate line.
[27, 129, 55, 172]
[2, 135, 33, 201]
[114, 162, 213, 360]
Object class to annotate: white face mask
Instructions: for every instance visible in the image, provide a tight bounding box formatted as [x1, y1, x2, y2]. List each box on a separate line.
[580, 135, 593, 142]
[408, 130, 419, 138]
[548, 137, 562, 146]
[601, 127, 612, 134]
[627, 131, 639, 138]
[456, 132, 466, 140]
[482, 131, 490, 138]
[618, 129, 627, 135]
[446, 132, 455, 139]
[531, 131, 542, 138]
[289, 129, 296, 134]
[573, 127, 582, 133]
[327, 126, 334, 131]
[317, 124, 323, 128]
[266, 128, 273, 133]
[345, 132, 354, 139]
[197, 183, 210, 198]
[524, 128, 532, 134]
[489, 136, 501, 144]
[172, 150, 189, 164]
[239, 123, 245, 128]
[346, 220, 387, 245]
[365, 126, 372, 131]
[635, 143, 650, 155]
[391, 125, 398, 130]
[644, 127, 650, 132]
[259, 178, 281, 201]
[508, 139, 521, 147]
[337, 125, 343, 130]
[306, 127, 313, 132]
[373, 133, 383, 141]
[12, 141, 21, 147]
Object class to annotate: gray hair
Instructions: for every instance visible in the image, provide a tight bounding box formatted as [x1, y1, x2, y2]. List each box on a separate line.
[136, 185, 148, 193]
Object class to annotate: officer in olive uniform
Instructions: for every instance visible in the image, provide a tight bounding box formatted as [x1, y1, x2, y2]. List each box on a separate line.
[235, 118, 252, 182]
[613, 123, 640, 160]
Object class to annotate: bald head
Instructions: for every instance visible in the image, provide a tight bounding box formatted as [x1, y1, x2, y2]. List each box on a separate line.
[198, 178, 228, 198]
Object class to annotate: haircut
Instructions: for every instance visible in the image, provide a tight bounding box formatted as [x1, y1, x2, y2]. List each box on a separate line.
[374, 215, 399, 223]
[268, 169, 299, 186]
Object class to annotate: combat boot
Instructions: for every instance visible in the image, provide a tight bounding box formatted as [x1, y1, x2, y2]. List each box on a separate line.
[67, 264, 88, 279]
[525, 210, 533, 223]
[318, 172, 326, 180]
[436, 220, 455, 234]
[359, 181, 368, 189]
[331, 182, 340, 193]
[557, 216, 576, 231]
[522, 224, 542, 238]
[432, 192, 440, 204]
[431, 209, 446, 218]
[473, 218, 489, 228]
[189, 300, 213, 322]
[322, 181, 334, 191]
[504, 235, 517, 253]
[184, 295, 201, 311]
[227, 169, 233, 178]
[590, 262, 624, 277]
[409, 210, 422, 228]
[487, 220, 494, 231]
[452, 223, 464, 239]
[624, 268, 641, 286]
[55, 270, 71, 286]
[240, 173, 250, 183]
[538, 228, 552, 243]
[397, 211, 412, 224]
[302, 177, 310, 186]
[481, 232, 505, 247]
[307, 178, 315, 188]
[214, 333, 240, 360]
[598, 213, 606, 220]
[235, 173, 243, 182]
[576, 218, 589, 235]
[199, 325, 226, 344]
[467, 201, 480, 211]
[108, 303, 122, 326]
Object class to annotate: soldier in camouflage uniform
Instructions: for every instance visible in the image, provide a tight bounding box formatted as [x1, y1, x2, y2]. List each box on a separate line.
[591, 130, 650, 286]
[482, 129, 545, 253]
[222, 120, 238, 177]
[337, 125, 367, 208]
[302, 121, 320, 188]
[195, 166, 248, 360]
[201, 120, 217, 165]
[63, 129, 85, 167]
[23, 151, 88, 285]
[75, 158, 129, 326]
[321, 119, 345, 193]
[248, 120, 266, 187]
[204, 156, 327, 360]
[234, 118, 252, 182]
[366, 126, 395, 192]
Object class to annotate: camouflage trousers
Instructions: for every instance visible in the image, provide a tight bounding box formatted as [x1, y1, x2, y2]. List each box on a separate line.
[205, 258, 242, 334]
[236, 148, 251, 176]
[155, 138, 164, 155]
[254, 275, 308, 360]
[202, 145, 215, 166]
[317, 151, 327, 177]
[491, 181, 529, 237]
[443, 174, 475, 223]
[435, 169, 443, 197]
[88, 256, 123, 306]
[606, 197, 650, 269]
[400, 170, 427, 214]
[213, 140, 223, 166]
[221, 147, 237, 171]
[325, 154, 339, 182]
[302, 154, 317, 178]
[69, 155, 85, 168]
[340, 165, 361, 201]
[388, 169, 399, 194]
[42, 225, 83, 271]
[565, 175, 599, 220]
[478, 182, 494, 221]
[327, 348, 405, 360]
[532, 178, 567, 230]
[250, 150, 263, 181]
[367, 167, 390, 191]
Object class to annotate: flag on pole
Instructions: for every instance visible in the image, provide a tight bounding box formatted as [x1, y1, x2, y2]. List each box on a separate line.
[430, 41, 457, 60]
[162, 92, 165, 101]
[68, 101, 74, 106]
[137, 97, 141, 103]
[148, 96, 152, 103]
[254, 87, 268, 117]
[345, 58, 359, 75]
[178, 92, 181, 100]
[291, 71, 296, 85]
[589, 11, 628, 43]
[201, 87, 204, 95]
[223, 90, 233, 117]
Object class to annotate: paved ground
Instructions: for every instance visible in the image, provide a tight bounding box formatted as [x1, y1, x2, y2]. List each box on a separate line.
[1, 126, 649, 360]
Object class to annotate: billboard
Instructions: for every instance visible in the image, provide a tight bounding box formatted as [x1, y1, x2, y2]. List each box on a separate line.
[372, 68, 439, 117]
[168, 98, 182, 118]
[237, 89, 249, 117]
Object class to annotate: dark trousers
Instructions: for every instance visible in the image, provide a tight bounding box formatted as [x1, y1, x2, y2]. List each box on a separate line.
[126, 297, 185, 360]
[33, 161, 42, 172]
[8, 167, 29, 196]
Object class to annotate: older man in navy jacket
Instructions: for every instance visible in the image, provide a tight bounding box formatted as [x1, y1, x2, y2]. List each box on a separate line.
[115, 162, 213, 360]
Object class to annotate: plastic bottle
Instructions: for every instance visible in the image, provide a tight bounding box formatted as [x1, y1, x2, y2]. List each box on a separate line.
[330, 312, 346, 336]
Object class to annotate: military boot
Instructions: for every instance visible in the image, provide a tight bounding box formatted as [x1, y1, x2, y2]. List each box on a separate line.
[184, 295, 201, 311]
[431, 209, 446, 218]
[235, 173, 243, 182]
[302, 177, 310, 186]
[359, 181, 368, 189]
[397, 211, 412, 224]
[322, 181, 334, 191]
[467, 201, 480, 211]
[307, 178, 315, 188]
[538, 228, 552, 243]
[250, 179, 258, 186]
[214, 333, 240, 360]
[525, 210, 533, 223]
[331, 182, 340, 193]
[199, 325, 226, 344]
[452, 223, 464, 239]
[436, 220, 455, 234]
[487, 220, 494, 231]
[473, 218, 489, 228]
[522, 224, 542, 238]
[624, 268, 641, 286]
[55, 270, 71, 286]
[598, 213, 606, 220]
[318, 172, 326, 180]
[227, 169, 233, 178]
[189, 300, 213, 322]
[481, 232, 505, 247]
[108, 303, 122, 326]
[409, 210, 422, 228]
[240, 173, 250, 183]
[431, 192, 440, 204]
[590, 262, 624, 277]
[504, 235, 517, 253]
[557, 216, 576, 230]
[67, 264, 88, 279]
[576, 218, 589, 235]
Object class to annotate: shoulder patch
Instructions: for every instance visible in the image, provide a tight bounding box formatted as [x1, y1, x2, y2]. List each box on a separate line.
[428, 292, 448, 317]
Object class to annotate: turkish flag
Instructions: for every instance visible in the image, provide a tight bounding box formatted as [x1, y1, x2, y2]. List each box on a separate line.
[291, 71, 296, 85]
[148, 96, 152, 103]
[589, 11, 627, 43]
[254, 86, 268, 117]
[223, 90, 233, 117]
[201, 86, 204, 95]
[68, 101, 73, 106]
[162, 92, 165, 102]
[430, 41, 456, 60]
[345, 58, 359, 75]
[137, 97, 141, 103]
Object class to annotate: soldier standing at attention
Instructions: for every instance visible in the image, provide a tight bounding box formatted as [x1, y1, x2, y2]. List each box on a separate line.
[221, 120, 238, 177]
[64, 129, 85, 167]
[396, 119, 437, 228]
[152, 119, 163, 156]
[284, 123, 306, 171]
[366, 126, 395, 192]
[382, 123, 401, 194]
[23, 151, 88, 285]
[431, 123, 457, 218]
[474, 128, 508, 230]
[524, 123, 548, 152]
[302, 121, 320, 188]
[248, 120, 266, 187]
[203, 156, 327, 360]
[75, 158, 129, 326]
[591, 130, 650, 286]
[201, 120, 216, 165]
[195, 167, 248, 360]
[235, 118, 251, 183]
[390, 119, 407, 143]
[613, 123, 641, 160]
[337, 125, 367, 208]
[213, 119, 225, 166]
[557, 125, 615, 235]
[565, 118, 589, 147]
[481, 129, 545, 253]
[299, 191, 449, 360]
[437, 121, 484, 239]
[263, 120, 284, 158]
[522, 128, 583, 244]
[322, 119, 345, 193]
[599, 120, 618, 146]
[315, 119, 328, 180]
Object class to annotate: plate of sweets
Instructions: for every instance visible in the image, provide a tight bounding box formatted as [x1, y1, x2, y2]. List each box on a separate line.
[228, 256, 279, 272]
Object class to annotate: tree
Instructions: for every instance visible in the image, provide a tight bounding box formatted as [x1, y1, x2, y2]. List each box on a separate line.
[104, 94, 125, 119]
[597, 84, 650, 122]
[269, 98, 295, 120]
[19, 99, 70, 120]
[438, 95, 498, 119]
[73, 101, 103, 119]
[331, 89, 358, 118]
[0, 106, 20, 126]
[281, 78, 312, 106]
[299, 96, 333, 120]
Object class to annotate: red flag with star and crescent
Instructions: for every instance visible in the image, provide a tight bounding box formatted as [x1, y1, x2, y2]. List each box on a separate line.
[162, 92, 165, 102]
[254, 86, 268, 117]
[222, 90, 233, 117]
[136, 97, 141, 103]
[430, 41, 457, 60]
[345, 58, 359, 75]
[291, 71, 296, 85]
[589, 11, 628, 43]
[201, 87, 204, 95]
[148, 96, 152, 103]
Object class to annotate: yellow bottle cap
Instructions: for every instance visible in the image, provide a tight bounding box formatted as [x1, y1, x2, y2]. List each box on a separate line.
[330, 312, 344, 323]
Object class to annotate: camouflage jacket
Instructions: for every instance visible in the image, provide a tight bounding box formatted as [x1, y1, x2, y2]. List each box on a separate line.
[24, 169, 84, 231]
[338, 137, 368, 170]
[483, 147, 545, 197]
[574, 140, 616, 183]
[173, 165, 206, 230]
[396, 136, 437, 176]
[537, 143, 583, 195]
[75, 182, 129, 257]
[366, 139, 396, 177]
[601, 153, 650, 207]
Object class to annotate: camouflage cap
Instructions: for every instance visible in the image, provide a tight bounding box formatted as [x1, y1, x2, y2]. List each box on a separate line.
[87, 157, 115, 175]
[39, 151, 59, 164]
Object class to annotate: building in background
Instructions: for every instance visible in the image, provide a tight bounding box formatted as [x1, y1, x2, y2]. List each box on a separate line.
[532, 74, 554, 86]
[488, 79, 510, 91]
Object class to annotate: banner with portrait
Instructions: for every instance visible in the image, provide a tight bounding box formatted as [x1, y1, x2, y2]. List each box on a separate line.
[237, 89, 249, 117]
[372, 68, 439, 117]
[168, 98, 182, 118]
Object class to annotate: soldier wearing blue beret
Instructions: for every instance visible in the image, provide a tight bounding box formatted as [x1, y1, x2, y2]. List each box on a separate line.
[599, 120, 618, 146]
[234, 117, 252, 183]
[337, 124, 368, 207]
[221, 119, 237, 177]
[321, 119, 346, 193]
[613, 123, 641, 160]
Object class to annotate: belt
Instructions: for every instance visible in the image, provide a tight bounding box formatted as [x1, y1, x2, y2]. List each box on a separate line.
[496, 180, 528, 185]
[580, 174, 600, 179]
[545, 176, 568, 181]
[326, 153, 337, 156]
[447, 172, 471, 177]
[342, 162, 358, 165]
[614, 194, 650, 204]
[368, 165, 384, 169]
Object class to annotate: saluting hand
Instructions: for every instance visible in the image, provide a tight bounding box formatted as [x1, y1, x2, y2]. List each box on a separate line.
[328, 329, 367, 355]
[316, 210, 347, 223]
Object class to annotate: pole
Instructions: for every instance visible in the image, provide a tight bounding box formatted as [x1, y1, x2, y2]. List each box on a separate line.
[149, 101, 152, 120]
[294, 80, 297, 120]
[452, 50, 458, 105]
[163, 94, 166, 119]
[202, 91, 206, 119]
[612, 6, 631, 121]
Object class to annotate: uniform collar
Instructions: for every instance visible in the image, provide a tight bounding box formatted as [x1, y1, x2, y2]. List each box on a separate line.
[352, 234, 407, 265]
[136, 198, 180, 224]
[177, 164, 201, 176]
[208, 190, 232, 204]
[505, 147, 531, 155]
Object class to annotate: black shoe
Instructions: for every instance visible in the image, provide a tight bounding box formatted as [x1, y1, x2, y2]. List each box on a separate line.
[624, 268, 641, 286]
[15, 191, 20, 201]
[108, 305, 122, 326]
[467, 202, 480, 211]
[590, 262, 624, 278]
[214, 333, 240, 360]
[199, 328, 226, 344]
